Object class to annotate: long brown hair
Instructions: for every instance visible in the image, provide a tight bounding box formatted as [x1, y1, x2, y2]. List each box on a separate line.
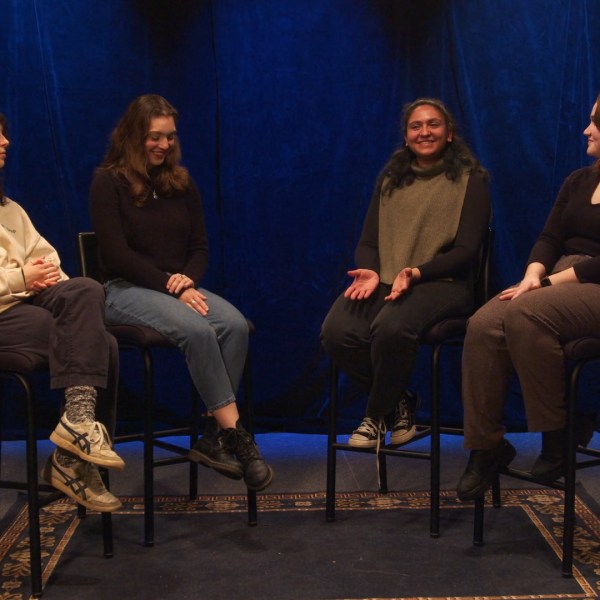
[98, 95, 190, 206]
[380, 97, 487, 195]
[0, 112, 7, 206]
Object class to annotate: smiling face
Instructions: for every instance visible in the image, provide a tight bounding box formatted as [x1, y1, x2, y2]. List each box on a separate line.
[0, 124, 8, 169]
[404, 104, 453, 167]
[584, 102, 600, 160]
[145, 115, 176, 167]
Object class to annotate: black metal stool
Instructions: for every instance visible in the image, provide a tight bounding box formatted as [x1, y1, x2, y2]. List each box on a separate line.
[78, 232, 258, 547]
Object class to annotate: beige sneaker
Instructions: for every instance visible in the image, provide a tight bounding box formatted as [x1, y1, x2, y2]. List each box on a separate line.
[50, 417, 125, 471]
[41, 451, 122, 512]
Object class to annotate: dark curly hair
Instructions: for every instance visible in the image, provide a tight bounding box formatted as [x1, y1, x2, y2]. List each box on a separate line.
[0, 112, 8, 206]
[98, 95, 191, 206]
[380, 98, 488, 195]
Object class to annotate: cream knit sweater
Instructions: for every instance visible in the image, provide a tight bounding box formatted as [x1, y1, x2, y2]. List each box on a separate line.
[0, 198, 68, 313]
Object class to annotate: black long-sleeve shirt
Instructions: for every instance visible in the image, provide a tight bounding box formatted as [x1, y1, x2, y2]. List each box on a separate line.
[355, 171, 491, 282]
[528, 166, 600, 283]
[89, 170, 209, 293]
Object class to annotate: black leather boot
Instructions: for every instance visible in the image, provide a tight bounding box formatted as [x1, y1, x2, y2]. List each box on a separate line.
[189, 416, 243, 480]
[456, 439, 516, 502]
[531, 428, 564, 484]
[221, 421, 275, 491]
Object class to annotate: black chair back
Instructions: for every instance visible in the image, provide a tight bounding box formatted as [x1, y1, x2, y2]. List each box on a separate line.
[77, 231, 102, 281]
[474, 227, 494, 309]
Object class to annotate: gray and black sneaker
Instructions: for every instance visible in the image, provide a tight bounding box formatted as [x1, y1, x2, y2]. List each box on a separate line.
[390, 390, 420, 445]
[348, 416, 387, 448]
[189, 416, 243, 480]
[41, 450, 121, 512]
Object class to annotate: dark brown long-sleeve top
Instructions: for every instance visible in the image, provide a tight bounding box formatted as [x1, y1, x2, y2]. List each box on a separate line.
[528, 166, 600, 283]
[355, 171, 491, 282]
[89, 169, 209, 294]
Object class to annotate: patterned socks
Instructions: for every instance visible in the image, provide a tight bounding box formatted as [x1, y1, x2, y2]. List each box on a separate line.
[55, 385, 97, 468]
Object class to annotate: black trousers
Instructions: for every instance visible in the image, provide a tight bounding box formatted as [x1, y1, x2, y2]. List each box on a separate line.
[321, 281, 472, 418]
[0, 278, 118, 436]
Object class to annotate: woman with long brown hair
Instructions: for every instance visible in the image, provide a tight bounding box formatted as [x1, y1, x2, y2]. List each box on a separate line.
[89, 95, 273, 492]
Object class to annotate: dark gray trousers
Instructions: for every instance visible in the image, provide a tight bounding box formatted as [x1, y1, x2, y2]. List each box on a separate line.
[0, 278, 118, 436]
[321, 281, 472, 418]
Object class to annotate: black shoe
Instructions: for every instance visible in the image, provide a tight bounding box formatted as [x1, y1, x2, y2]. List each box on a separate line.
[390, 390, 420, 445]
[530, 416, 597, 484]
[189, 417, 243, 480]
[221, 422, 275, 491]
[456, 439, 516, 502]
[530, 455, 563, 484]
[575, 411, 597, 449]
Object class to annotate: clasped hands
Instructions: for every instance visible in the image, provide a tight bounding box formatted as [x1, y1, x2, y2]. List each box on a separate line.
[166, 273, 209, 316]
[23, 256, 60, 294]
[344, 267, 420, 301]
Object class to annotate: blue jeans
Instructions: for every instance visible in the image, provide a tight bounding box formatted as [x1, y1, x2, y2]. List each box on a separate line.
[104, 280, 248, 412]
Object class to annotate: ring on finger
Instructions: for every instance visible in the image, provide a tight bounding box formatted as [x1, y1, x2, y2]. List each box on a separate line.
[191, 300, 196, 305]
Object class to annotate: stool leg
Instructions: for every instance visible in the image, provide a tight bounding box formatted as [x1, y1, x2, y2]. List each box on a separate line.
[491, 473, 501, 508]
[143, 350, 155, 547]
[430, 343, 442, 538]
[326, 363, 338, 522]
[378, 453, 388, 494]
[189, 387, 199, 501]
[562, 365, 580, 578]
[243, 349, 258, 526]
[99, 468, 114, 558]
[24, 377, 43, 598]
[473, 494, 485, 546]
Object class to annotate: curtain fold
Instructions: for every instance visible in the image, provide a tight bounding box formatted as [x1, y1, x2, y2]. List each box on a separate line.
[2, 0, 600, 434]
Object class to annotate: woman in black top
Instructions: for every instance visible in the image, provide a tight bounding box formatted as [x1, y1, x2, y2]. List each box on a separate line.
[90, 95, 273, 491]
[457, 95, 600, 501]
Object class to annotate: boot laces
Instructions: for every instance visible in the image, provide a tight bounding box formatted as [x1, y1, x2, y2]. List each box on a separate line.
[222, 429, 260, 463]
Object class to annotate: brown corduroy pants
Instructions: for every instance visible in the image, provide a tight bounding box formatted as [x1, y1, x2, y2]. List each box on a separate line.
[462, 257, 600, 450]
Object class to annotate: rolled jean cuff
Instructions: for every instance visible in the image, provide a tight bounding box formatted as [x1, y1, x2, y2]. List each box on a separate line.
[207, 395, 237, 413]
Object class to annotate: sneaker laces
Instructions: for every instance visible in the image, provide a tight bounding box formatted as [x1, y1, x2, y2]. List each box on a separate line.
[394, 400, 409, 429]
[354, 416, 383, 438]
[355, 417, 387, 489]
[88, 421, 113, 450]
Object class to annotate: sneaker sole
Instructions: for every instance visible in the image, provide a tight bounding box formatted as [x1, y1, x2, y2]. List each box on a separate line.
[41, 466, 122, 513]
[457, 442, 517, 503]
[390, 425, 417, 445]
[188, 449, 244, 480]
[50, 432, 126, 472]
[246, 465, 275, 492]
[347, 437, 379, 448]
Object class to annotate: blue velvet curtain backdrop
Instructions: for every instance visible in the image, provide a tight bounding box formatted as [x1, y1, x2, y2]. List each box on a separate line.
[2, 0, 600, 436]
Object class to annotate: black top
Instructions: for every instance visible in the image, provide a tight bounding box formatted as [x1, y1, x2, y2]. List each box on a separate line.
[355, 171, 491, 282]
[528, 166, 600, 284]
[89, 169, 209, 294]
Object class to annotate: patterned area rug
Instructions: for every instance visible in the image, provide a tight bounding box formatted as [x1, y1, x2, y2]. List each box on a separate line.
[1, 489, 600, 599]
